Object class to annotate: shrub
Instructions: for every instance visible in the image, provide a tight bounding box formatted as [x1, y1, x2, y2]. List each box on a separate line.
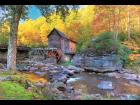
[86, 32, 132, 64]
[118, 32, 128, 42]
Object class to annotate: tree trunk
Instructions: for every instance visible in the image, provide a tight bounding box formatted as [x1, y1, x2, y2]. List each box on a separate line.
[7, 6, 23, 71]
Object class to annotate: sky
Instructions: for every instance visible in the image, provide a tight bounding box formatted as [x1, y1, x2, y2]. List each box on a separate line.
[28, 5, 42, 20]
[28, 5, 87, 20]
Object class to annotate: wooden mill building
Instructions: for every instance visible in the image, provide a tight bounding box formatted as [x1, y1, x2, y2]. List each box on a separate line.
[47, 28, 77, 62]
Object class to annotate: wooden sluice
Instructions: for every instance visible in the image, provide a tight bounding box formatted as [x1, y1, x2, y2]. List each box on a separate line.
[30, 48, 63, 63]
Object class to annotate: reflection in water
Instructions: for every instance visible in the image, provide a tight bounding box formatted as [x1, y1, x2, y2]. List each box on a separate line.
[71, 72, 140, 97]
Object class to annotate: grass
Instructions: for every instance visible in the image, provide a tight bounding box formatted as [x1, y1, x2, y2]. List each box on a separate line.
[0, 81, 33, 100]
[0, 71, 49, 100]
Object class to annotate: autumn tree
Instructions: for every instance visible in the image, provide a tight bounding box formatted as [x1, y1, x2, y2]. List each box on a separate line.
[0, 5, 79, 72]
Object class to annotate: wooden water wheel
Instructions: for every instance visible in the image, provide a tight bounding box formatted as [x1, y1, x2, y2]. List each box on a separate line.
[47, 49, 62, 62]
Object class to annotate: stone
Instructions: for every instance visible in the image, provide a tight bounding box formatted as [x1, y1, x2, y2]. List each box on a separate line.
[67, 65, 84, 73]
[41, 67, 49, 71]
[29, 67, 38, 71]
[50, 73, 68, 83]
[74, 89, 83, 96]
[97, 81, 114, 90]
[34, 71, 46, 77]
[66, 77, 81, 84]
[123, 73, 137, 80]
[62, 68, 75, 76]
[53, 81, 66, 91]
[17, 64, 30, 71]
[120, 94, 140, 100]
[0, 76, 12, 81]
[73, 54, 123, 73]
[129, 81, 140, 87]
[66, 86, 74, 93]
[104, 72, 121, 78]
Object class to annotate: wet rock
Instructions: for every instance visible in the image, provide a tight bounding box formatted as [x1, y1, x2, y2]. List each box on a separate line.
[123, 73, 137, 80]
[51, 73, 68, 83]
[74, 89, 83, 96]
[129, 81, 140, 87]
[41, 67, 49, 71]
[52, 81, 66, 91]
[120, 94, 140, 100]
[34, 71, 46, 77]
[97, 81, 114, 90]
[66, 77, 81, 84]
[63, 68, 75, 76]
[67, 65, 84, 73]
[66, 86, 74, 93]
[104, 72, 121, 78]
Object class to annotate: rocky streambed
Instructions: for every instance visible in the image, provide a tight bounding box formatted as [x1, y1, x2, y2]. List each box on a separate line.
[1, 62, 140, 100]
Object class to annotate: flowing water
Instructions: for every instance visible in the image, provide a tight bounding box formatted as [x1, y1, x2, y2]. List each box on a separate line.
[70, 72, 140, 98]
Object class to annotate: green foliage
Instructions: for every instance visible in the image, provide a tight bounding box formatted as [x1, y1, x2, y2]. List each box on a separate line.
[0, 81, 33, 100]
[118, 32, 128, 42]
[117, 45, 132, 64]
[131, 33, 140, 48]
[76, 42, 82, 53]
[88, 32, 131, 64]
[76, 25, 93, 52]
[0, 34, 8, 45]
[125, 57, 140, 73]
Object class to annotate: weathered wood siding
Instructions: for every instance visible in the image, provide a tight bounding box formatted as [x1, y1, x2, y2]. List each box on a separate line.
[48, 31, 61, 49]
[69, 41, 76, 53]
[48, 29, 77, 54]
[63, 39, 70, 53]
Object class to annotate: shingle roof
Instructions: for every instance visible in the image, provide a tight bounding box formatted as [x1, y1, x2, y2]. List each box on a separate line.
[48, 28, 77, 43]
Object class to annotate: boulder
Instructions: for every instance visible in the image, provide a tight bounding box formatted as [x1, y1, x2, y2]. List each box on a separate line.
[73, 54, 123, 73]
[97, 81, 114, 90]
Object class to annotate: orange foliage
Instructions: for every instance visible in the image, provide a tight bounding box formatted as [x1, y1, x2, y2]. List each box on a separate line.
[122, 41, 140, 51]
[23, 73, 47, 84]
[129, 54, 140, 61]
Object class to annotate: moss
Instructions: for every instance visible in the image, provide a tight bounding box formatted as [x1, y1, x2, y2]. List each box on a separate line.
[0, 72, 48, 100]
[0, 81, 33, 100]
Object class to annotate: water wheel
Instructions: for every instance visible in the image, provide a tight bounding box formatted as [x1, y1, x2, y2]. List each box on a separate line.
[47, 50, 62, 62]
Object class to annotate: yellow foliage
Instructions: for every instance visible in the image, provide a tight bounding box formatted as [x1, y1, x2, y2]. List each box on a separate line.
[122, 40, 140, 51]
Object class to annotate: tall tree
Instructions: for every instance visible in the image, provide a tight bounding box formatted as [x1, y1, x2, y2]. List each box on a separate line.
[0, 5, 28, 72]
[0, 5, 79, 72]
